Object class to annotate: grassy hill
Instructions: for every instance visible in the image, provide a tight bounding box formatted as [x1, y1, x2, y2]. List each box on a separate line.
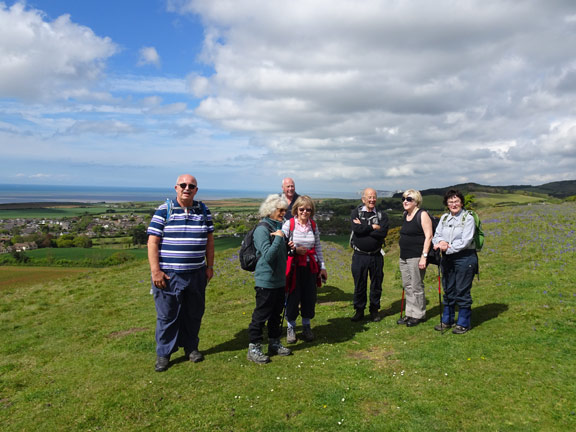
[1, 203, 575, 431]
[405, 179, 576, 199]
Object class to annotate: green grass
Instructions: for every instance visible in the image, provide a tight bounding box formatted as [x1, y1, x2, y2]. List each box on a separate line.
[1, 203, 575, 431]
[0, 266, 91, 290]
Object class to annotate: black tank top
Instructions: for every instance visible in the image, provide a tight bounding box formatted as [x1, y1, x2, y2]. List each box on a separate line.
[399, 209, 425, 260]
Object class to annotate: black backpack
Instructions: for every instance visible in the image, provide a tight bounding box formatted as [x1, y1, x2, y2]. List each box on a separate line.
[239, 221, 274, 271]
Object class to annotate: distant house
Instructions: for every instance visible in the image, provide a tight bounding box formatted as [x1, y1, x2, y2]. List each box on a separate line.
[12, 242, 38, 252]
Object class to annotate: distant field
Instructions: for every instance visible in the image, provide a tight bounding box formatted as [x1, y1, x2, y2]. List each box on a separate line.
[475, 192, 548, 207]
[0, 206, 114, 218]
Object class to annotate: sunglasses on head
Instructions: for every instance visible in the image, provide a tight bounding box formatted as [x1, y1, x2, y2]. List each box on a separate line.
[178, 183, 197, 190]
[401, 196, 414, 202]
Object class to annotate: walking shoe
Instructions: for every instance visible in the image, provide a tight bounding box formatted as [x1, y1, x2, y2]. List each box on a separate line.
[452, 325, 470, 334]
[268, 338, 292, 356]
[247, 343, 270, 364]
[370, 311, 382, 322]
[301, 325, 315, 342]
[434, 322, 455, 331]
[287, 327, 297, 344]
[154, 356, 169, 372]
[406, 317, 423, 327]
[396, 316, 409, 325]
[351, 309, 364, 322]
[186, 350, 204, 363]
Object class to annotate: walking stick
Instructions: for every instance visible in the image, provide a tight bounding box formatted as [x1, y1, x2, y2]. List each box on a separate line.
[399, 286, 405, 320]
[437, 267, 443, 334]
[280, 291, 289, 333]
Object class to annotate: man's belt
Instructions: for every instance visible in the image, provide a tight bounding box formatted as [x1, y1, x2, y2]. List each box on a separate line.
[352, 245, 382, 256]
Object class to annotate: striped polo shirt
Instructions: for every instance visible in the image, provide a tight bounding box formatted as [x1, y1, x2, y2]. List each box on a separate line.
[147, 199, 214, 272]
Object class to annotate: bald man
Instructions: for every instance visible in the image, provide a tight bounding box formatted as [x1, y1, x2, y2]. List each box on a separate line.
[147, 174, 215, 372]
[349, 188, 389, 322]
[281, 177, 300, 220]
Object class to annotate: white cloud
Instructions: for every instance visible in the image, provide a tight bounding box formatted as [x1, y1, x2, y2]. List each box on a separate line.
[0, 2, 118, 101]
[168, 0, 576, 191]
[137, 46, 161, 68]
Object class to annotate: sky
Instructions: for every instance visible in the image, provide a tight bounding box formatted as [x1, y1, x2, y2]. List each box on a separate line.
[1, 0, 576, 195]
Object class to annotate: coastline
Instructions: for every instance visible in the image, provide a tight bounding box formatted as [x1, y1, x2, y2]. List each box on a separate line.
[0, 183, 361, 204]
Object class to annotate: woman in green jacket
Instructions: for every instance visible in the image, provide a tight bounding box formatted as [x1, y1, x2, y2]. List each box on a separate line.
[247, 194, 292, 364]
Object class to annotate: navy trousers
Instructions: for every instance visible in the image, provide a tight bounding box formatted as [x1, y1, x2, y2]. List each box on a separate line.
[153, 268, 206, 357]
[441, 250, 477, 309]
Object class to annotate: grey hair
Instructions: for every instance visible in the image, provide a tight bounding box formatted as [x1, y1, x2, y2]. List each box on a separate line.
[259, 194, 288, 218]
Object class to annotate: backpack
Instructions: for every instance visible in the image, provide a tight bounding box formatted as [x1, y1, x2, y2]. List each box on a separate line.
[439, 209, 484, 251]
[465, 210, 485, 251]
[415, 209, 440, 235]
[239, 221, 274, 272]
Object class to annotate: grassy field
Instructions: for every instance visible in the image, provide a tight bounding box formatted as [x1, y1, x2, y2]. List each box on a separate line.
[0, 266, 91, 291]
[0, 203, 574, 431]
[474, 192, 550, 207]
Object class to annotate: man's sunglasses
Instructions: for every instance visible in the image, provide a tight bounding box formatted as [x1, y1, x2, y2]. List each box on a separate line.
[178, 183, 197, 190]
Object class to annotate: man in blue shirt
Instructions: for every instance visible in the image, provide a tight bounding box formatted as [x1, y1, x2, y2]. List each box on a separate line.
[147, 174, 214, 372]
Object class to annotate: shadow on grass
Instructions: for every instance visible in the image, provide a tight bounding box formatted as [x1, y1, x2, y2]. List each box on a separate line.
[201, 316, 371, 357]
[288, 317, 370, 353]
[379, 297, 509, 329]
[316, 284, 353, 303]
[472, 303, 509, 327]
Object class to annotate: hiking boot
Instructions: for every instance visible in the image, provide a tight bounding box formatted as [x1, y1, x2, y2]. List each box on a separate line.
[247, 343, 270, 364]
[434, 322, 455, 332]
[452, 325, 470, 334]
[301, 325, 315, 342]
[397, 316, 409, 325]
[268, 338, 292, 356]
[155, 356, 169, 372]
[286, 327, 297, 344]
[406, 317, 424, 327]
[370, 311, 382, 322]
[351, 309, 364, 322]
[186, 350, 204, 363]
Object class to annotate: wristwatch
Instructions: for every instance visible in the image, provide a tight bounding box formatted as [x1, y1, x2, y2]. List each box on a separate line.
[421, 253, 428, 257]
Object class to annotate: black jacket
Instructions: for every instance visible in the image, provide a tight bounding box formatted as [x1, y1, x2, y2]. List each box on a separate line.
[350, 206, 389, 253]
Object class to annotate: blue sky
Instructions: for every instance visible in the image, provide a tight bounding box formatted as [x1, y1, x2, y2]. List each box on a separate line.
[1, 0, 576, 194]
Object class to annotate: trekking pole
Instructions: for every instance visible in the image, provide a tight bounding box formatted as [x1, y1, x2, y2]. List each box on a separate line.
[280, 291, 289, 333]
[399, 286, 405, 320]
[437, 257, 444, 334]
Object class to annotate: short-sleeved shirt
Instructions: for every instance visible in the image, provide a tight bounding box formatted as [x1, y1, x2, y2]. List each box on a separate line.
[147, 199, 214, 272]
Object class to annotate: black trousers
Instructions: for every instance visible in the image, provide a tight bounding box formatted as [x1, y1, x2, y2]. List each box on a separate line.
[248, 286, 285, 344]
[351, 252, 383, 311]
[286, 265, 318, 321]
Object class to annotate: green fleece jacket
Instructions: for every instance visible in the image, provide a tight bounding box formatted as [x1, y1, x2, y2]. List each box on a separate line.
[253, 217, 287, 289]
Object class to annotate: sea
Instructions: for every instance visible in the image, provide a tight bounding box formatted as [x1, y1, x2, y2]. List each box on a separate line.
[0, 184, 361, 204]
